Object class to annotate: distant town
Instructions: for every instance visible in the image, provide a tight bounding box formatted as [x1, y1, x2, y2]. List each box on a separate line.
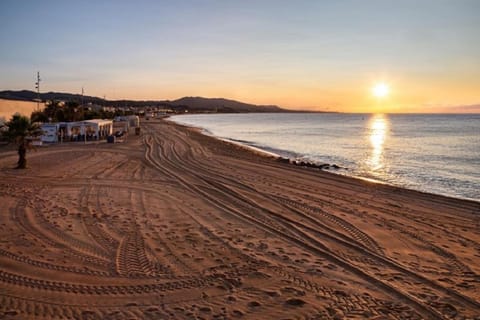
[0, 89, 286, 117]
[0, 89, 293, 146]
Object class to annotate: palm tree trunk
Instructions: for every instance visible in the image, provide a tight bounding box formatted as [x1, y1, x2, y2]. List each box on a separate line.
[17, 142, 27, 169]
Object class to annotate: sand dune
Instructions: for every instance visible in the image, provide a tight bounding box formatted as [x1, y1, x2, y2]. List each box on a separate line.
[0, 118, 479, 319]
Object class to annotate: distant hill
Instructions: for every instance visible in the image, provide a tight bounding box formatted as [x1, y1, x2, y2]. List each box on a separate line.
[0, 90, 288, 113]
[168, 96, 282, 112]
[0, 90, 97, 103]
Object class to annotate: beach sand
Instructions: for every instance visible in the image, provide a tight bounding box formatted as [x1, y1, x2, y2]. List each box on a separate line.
[0, 118, 479, 319]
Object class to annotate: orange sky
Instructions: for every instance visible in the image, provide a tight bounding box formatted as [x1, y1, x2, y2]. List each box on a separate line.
[1, 1, 479, 113]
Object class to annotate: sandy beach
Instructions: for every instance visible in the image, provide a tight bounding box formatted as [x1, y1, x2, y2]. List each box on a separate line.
[0, 118, 479, 319]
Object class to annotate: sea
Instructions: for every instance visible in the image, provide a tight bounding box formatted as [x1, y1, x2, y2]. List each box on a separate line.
[171, 113, 480, 202]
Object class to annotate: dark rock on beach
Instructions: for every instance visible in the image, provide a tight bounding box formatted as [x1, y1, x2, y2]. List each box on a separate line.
[277, 157, 341, 170]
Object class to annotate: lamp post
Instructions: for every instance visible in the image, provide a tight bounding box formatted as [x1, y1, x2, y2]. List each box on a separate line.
[35, 71, 41, 111]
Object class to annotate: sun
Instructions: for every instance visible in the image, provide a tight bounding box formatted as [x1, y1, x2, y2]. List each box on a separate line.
[372, 82, 390, 98]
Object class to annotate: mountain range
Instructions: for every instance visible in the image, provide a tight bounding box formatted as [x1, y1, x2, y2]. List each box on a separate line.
[0, 90, 288, 113]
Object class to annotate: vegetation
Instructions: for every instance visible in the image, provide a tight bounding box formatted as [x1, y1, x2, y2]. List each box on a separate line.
[1, 90, 288, 113]
[2, 114, 43, 169]
[30, 100, 119, 123]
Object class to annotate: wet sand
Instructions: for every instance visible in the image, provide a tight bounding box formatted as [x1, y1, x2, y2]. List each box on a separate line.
[0, 118, 479, 319]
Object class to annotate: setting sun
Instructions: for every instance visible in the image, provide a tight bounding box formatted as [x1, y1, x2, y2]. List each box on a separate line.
[372, 82, 390, 98]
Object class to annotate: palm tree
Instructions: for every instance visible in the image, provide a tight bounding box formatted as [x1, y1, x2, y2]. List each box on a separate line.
[3, 114, 43, 169]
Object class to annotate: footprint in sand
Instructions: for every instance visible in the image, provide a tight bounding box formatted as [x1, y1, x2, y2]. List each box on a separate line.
[284, 298, 306, 307]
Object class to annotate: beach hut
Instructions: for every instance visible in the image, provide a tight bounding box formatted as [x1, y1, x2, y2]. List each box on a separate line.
[40, 123, 59, 143]
[127, 115, 140, 127]
[57, 119, 113, 141]
[114, 115, 140, 128]
[57, 122, 79, 141]
[145, 112, 154, 120]
[82, 119, 113, 140]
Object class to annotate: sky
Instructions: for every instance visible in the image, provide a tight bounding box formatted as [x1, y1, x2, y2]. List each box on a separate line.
[1, 0, 479, 113]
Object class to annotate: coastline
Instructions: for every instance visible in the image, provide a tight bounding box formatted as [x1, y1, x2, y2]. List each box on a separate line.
[0, 118, 479, 319]
[189, 118, 480, 207]
[170, 115, 479, 204]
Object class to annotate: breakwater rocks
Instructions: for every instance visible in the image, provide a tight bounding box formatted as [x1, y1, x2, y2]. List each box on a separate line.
[276, 157, 343, 170]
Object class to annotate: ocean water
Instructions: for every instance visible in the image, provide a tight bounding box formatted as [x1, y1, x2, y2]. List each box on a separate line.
[171, 113, 480, 202]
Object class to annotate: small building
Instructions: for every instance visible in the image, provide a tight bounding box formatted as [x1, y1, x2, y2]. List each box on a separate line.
[40, 123, 59, 143]
[82, 119, 113, 140]
[145, 112, 154, 120]
[42, 119, 113, 142]
[113, 121, 129, 136]
[113, 115, 140, 138]
[58, 122, 81, 141]
[114, 115, 140, 128]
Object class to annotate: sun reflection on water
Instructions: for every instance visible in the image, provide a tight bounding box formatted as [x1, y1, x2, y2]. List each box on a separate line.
[367, 114, 389, 171]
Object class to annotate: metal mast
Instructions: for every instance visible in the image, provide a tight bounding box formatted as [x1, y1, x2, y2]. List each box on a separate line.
[81, 87, 85, 119]
[35, 71, 41, 111]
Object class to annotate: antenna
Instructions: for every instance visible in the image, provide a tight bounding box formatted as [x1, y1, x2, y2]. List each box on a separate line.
[81, 87, 85, 120]
[82, 87, 84, 105]
[35, 71, 41, 111]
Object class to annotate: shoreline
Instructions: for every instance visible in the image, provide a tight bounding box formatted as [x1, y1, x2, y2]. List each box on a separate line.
[0, 118, 479, 319]
[200, 122, 479, 208]
[169, 116, 480, 204]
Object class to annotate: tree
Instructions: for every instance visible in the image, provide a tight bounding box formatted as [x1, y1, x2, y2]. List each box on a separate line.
[64, 102, 81, 121]
[31, 110, 49, 123]
[3, 114, 43, 169]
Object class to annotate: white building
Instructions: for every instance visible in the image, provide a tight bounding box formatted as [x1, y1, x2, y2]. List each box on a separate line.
[40, 123, 59, 143]
[41, 119, 113, 142]
[83, 119, 113, 139]
[114, 115, 140, 128]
